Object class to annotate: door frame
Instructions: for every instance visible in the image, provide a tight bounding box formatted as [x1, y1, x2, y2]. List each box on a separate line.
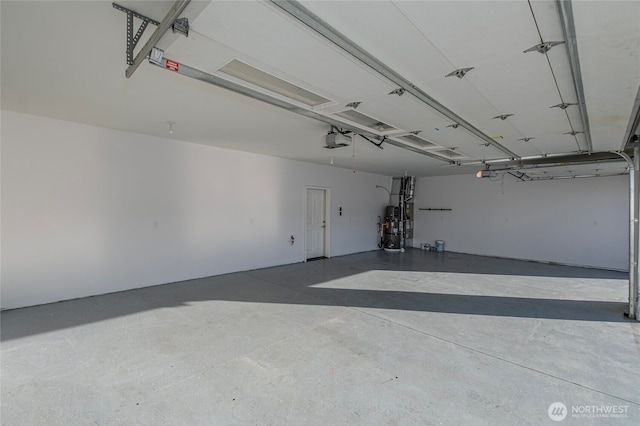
[304, 186, 331, 261]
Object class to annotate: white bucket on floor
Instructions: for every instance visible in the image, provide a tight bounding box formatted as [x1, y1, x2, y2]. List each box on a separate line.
[435, 240, 445, 253]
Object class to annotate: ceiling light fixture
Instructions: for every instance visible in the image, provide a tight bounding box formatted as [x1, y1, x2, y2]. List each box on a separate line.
[218, 59, 330, 107]
[523, 41, 565, 54]
[445, 67, 474, 79]
[397, 133, 437, 148]
[434, 148, 463, 159]
[334, 109, 396, 132]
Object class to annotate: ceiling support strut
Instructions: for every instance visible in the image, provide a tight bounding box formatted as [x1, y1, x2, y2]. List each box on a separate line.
[269, 0, 520, 160]
[115, 0, 191, 78]
[112, 3, 160, 65]
[556, 0, 593, 153]
[148, 57, 449, 162]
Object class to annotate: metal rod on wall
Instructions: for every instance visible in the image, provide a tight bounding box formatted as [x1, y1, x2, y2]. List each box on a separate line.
[616, 148, 639, 320]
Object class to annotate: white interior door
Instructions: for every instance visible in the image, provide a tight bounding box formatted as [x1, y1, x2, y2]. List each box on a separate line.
[306, 188, 326, 259]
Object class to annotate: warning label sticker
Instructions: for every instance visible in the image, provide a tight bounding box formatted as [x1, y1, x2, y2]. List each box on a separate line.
[165, 60, 179, 72]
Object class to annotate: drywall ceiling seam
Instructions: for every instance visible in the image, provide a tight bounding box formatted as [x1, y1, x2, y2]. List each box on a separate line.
[148, 57, 451, 163]
[268, 0, 520, 160]
[556, 0, 593, 153]
[125, 0, 191, 78]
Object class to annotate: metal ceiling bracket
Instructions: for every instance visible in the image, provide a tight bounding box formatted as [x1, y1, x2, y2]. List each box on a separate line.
[492, 114, 514, 121]
[113, 3, 161, 65]
[564, 130, 584, 136]
[409, 130, 422, 135]
[269, 0, 519, 160]
[556, 0, 593, 153]
[518, 137, 535, 142]
[447, 123, 459, 129]
[149, 47, 165, 66]
[445, 67, 474, 79]
[123, 0, 191, 78]
[388, 88, 406, 96]
[550, 102, 577, 109]
[172, 17, 189, 37]
[345, 101, 361, 109]
[523, 41, 565, 54]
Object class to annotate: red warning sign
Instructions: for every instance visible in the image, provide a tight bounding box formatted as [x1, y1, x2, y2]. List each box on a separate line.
[165, 60, 179, 72]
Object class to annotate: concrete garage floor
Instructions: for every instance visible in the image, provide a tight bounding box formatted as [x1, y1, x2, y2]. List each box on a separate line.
[1, 249, 639, 425]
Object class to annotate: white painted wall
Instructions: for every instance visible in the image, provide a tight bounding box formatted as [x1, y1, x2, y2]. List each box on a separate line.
[413, 173, 628, 271]
[1, 111, 389, 309]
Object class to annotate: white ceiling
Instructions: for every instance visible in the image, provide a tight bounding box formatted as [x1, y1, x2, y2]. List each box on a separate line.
[1, 0, 639, 177]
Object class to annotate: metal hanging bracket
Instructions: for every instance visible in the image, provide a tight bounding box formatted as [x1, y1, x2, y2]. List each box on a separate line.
[114, 0, 191, 78]
[172, 17, 189, 37]
[550, 102, 577, 109]
[113, 3, 161, 65]
[445, 67, 474, 79]
[523, 41, 565, 54]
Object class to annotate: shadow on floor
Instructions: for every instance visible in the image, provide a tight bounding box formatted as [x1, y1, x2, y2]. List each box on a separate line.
[346, 249, 628, 279]
[0, 250, 629, 341]
[1, 249, 632, 341]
